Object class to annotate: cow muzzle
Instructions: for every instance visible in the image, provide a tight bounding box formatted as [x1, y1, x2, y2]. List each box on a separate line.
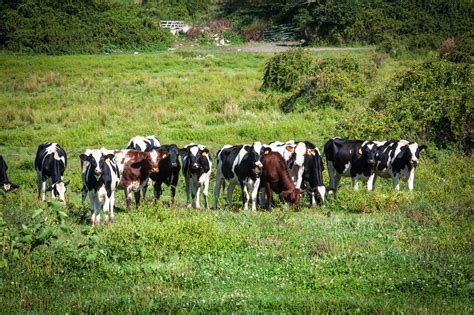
[94, 169, 102, 176]
[171, 162, 178, 167]
[192, 163, 199, 170]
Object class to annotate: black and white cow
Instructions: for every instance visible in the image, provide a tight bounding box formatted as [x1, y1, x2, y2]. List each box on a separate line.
[323, 137, 378, 195]
[181, 144, 212, 209]
[151, 144, 181, 204]
[373, 140, 427, 191]
[126, 135, 160, 152]
[35, 142, 69, 202]
[301, 141, 326, 205]
[80, 149, 120, 226]
[214, 142, 263, 210]
[0, 155, 19, 192]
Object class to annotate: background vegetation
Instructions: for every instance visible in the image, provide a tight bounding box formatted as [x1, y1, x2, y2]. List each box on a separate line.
[0, 48, 472, 312]
[1, 0, 473, 54]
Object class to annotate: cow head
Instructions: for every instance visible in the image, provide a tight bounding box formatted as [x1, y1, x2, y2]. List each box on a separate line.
[148, 149, 168, 173]
[281, 188, 304, 210]
[47, 180, 70, 202]
[359, 142, 377, 166]
[181, 144, 211, 172]
[244, 143, 263, 175]
[402, 143, 427, 167]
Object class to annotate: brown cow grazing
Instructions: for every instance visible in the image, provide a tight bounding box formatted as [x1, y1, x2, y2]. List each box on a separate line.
[113, 149, 168, 210]
[260, 149, 303, 211]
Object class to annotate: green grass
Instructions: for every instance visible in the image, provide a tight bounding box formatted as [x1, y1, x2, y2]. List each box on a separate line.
[0, 50, 472, 313]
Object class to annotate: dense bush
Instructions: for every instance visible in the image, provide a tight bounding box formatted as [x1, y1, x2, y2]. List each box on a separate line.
[341, 60, 473, 151]
[1, 0, 174, 54]
[261, 48, 315, 91]
[240, 20, 266, 42]
[280, 57, 375, 112]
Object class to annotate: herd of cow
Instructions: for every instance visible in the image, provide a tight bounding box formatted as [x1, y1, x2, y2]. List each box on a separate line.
[0, 135, 426, 226]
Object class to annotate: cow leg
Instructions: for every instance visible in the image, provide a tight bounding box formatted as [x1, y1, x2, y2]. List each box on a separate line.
[317, 186, 327, 205]
[125, 186, 133, 210]
[194, 181, 201, 209]
[392, 174, 400, 191]
[265, 184, 273, 212]
[250, 179, 260, 211]
[89, 193, 100, 226]
[333, 174, 341, 195]
[241, 182, 250, 211]
[134, 191, 141, 209]
[153, 181, 163, 205]
[109, 192, 115, 223]
[259, 188, 266, 209]
[141, 181, 148, 202]
[407, 168, 416, 191]
[170, 181, 177, 205]
[227, 181, 237, 208]
[103, 193, 110, 226]
[366, 173, 375, 191]
[203, 177, 210, 209]
[327, 161, 337, 191]
[185, 176, 192, 208]
[213, 173, 223, 209]
[37, 176, 46, 201]
[310, 191, 316, 207]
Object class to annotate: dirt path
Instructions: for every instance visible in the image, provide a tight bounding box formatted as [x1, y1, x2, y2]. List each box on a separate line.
[193, 42, 373, 53]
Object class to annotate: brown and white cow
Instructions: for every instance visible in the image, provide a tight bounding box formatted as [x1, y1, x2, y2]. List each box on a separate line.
[260, 149, 303, 211]
[113, 149, 167, 210]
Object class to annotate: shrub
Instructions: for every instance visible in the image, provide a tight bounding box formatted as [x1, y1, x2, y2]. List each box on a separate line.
[438, 36, 473, 63]
[240, 20, 265, 42]
[281, 57, 375, 112]
[343, 60, 473, 151]
[261, 48, 315, 91]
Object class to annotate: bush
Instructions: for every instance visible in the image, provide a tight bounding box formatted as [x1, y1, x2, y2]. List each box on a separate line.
[261, 48, 315, 91]
[281, 57, 375, 112]
[1, 0, 174, 54]
[343, 60, 473, 151]
[438, 36, 473, 63]
[240, 20, 265, 42]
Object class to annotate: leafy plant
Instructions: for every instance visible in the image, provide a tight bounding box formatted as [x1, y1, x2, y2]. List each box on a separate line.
[261, 48, 315, 91]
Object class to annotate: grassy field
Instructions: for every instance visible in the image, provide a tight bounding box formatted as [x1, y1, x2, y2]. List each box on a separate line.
[0, 49, 472, 313]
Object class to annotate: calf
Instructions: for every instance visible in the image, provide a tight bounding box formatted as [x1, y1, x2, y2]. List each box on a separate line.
[214, 142, 263, 210]
[323, 137, 378, 195]
[301, 141, 326, 205]
[181, 144, 212, 208]
[0, 155, 19, 192]
[126, 135, 160, 152]
[374, 140, 427, 191]
[113, 149, 167, 210]
[260, 150, 303, 211]
[80, 150, 120, 226]
[150, 144, 181, 204]
[35, 142, 70, 202]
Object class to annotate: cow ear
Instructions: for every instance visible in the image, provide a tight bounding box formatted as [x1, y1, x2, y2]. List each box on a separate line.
[80, 154, 90, 161]
[103, 154, 115, 161]
[285, 145, 295, 153]
[244, 145, 252, 152]
[358, 147, 363, 155]
[64, 180, 70, 186]
[420, 144, 427, 152]
[263, 147, 271, 155]
[201, 148, 210, 156]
